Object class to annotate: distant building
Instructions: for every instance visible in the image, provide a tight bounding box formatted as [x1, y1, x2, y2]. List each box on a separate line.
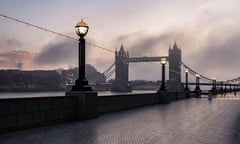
[61, 65, 106, 87]
[167, 42, 184, 91]
[0, 64, 106, 92]
[0, 70, 62, 91]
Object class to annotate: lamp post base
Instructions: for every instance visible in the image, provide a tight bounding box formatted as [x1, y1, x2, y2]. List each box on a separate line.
[195, 87, 201, 98]
[184, 87, 190, 98]
[67, 79, 97, 120]
[67, 91, 98, 120]
[157, 90, 169, 104]
[211, 88, 217, 95]
[71, 79, 92, 91]
[159, 85, 166, 91]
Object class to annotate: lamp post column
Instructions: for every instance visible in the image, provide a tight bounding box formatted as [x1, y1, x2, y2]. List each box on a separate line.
[195, 74, 201, 97]
[230, 84, 232, 93]
[224, 82, 227, 94]
[211, 78, 216, 94]
[160, 63, 166, 90]
[79, 37, 85, 81]
[220, 81, 223, 94]
[184, 69, 189, 90]
[195, 74, 200, 90]
[158, 57, 168, 104]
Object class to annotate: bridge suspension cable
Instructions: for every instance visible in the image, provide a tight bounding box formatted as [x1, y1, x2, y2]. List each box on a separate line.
[89, 63, 115, 83]
[182, 62, 240, 84]
[105, 68, 115, 80]
[0, 13, 115, 54]
[102, 63, 115, 75]
[182, 62, 212, 82]
[226, 77, 240, 84]
[103, 63, 115, 80]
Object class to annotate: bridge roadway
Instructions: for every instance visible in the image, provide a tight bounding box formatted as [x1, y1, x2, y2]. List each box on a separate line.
[0, 94, 240, 144]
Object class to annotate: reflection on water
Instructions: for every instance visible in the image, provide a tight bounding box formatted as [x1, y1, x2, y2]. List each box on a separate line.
[98, 90, 156, 96]
[0, 91, 66, 99]
[0, 90, 157, 99]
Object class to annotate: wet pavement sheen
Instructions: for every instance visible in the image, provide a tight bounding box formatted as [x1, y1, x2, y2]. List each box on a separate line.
[0, 94, 240, 144]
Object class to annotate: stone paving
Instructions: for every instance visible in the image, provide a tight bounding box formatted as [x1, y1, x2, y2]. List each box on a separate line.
[0, 94, 240, 144]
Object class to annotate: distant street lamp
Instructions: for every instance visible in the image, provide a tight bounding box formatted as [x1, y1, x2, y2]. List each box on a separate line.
[160, 57, 167, 90]
[71, 19, 92, 91]
[184, 69, 189, 90]
[195, 74, 200, 90]
[220, 81, 223, 93]
[212, 77, 216, 91]
[224, 81, 227, 93]
[211, 77, 217, 94]
[230, 83, 232, 93]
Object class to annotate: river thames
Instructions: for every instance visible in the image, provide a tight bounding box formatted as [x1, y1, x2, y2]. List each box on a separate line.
[0, 90, 157, 99]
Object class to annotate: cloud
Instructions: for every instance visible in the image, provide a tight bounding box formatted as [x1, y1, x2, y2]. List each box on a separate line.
[33, 36, 104, 69]
[0, 36, 23, 52]
[34, 38, 77, 67]
[111, 13, 240, 81]
[191, 33, 240, 79]
[0, 50, 36, 69]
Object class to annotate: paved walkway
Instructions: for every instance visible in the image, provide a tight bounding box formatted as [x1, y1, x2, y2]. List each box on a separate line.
[0, 94, 240, 144]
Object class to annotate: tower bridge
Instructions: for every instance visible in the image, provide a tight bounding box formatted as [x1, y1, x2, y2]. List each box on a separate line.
[111, 42, 183, 92]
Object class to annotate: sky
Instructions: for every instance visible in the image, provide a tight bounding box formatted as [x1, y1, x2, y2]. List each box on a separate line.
[0, 0, 240, 81]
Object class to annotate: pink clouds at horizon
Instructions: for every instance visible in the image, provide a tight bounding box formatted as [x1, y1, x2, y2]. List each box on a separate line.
[0, 50, 37, 69]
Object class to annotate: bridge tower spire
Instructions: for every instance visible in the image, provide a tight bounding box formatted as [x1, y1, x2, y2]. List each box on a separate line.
[111, 45, 131, 92]
[168, 41, 184, 91]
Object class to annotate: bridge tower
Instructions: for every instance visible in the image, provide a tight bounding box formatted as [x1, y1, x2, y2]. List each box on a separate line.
[168, 42, 184, 91]
[111, 45, 131, 92]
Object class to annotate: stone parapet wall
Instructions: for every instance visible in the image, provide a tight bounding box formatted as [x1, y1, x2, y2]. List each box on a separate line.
[0, 91, 189, 133]
[98, 93, 159, 113]
[0, 96, 77, 133]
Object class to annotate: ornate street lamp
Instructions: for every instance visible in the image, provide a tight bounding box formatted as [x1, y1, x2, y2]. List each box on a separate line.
[212, 77, 216, 90]
[230, 83, 232, 93]
[160, 57, 167, 90]
[66, 20, 97, 120]
[184, 69, 189, 90]
[211, 77, 217, 94]
[71, 19, 92, 91]
[194, 73, 201, 97]
[195, 74, 200, 90]
[224, 81, 227, 93]
[220, 81, 223, 93]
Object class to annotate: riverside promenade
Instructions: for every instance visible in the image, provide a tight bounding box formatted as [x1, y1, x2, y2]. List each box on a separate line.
[0, 94, 240, 144]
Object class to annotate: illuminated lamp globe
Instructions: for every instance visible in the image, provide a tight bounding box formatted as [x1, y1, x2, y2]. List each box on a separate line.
[75, 19, 89, 37]
[160, 57, 167, 64]
[195, 74, 200, 78]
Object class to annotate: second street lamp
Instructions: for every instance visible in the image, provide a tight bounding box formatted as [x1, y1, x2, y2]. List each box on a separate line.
[195, 74, 201, 97]
[184, 69, 189, 90]
[212, 77, 216, 90]
[211, 77, 217, 94]
[160, 57, 167, 90]
[195, 74, 200, 90]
